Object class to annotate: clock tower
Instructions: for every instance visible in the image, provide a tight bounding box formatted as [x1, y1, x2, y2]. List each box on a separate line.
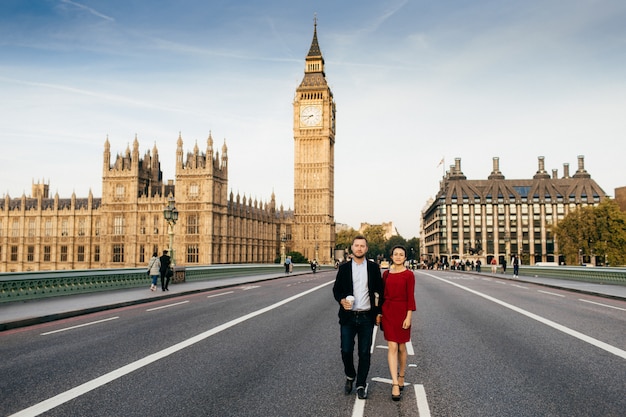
[293, 19, 336, 264]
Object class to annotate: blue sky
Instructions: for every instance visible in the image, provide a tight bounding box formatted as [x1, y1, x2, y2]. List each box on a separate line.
[1, 0, 625, 238]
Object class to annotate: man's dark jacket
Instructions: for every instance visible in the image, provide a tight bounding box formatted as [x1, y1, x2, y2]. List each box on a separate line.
[332, 260, 384, 324]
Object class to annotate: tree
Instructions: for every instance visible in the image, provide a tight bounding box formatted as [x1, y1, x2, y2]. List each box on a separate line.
[335, 227, 358, 250]
[362, 225, 386, 260]
[406, 237, 420, 261]
[553, 199, 626, 266]
[334, 224, 420, 264]
[287, 251, 308, 263]
[384, 235, 408, 258]
[591, 200, 626, 266]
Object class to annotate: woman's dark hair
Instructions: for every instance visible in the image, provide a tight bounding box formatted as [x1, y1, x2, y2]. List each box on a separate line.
[390, 245, 407, 256]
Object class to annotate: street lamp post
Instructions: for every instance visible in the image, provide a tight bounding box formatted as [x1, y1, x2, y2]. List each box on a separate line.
[163, 195, 179, 266]
[280, 232, 287, 265]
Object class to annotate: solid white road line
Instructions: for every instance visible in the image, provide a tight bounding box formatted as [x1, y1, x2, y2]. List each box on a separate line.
[351, 396, 366, 417]
[406, 338, 415, 355]
[415, 384, 431, 417]
[11, 280, 335, 417]
[579, 298, 626, 311]
[371, 326, 378, 354]
[146, 300, 189, 311]
[421, 272, 626, 360]
[40, 317, 119, 336]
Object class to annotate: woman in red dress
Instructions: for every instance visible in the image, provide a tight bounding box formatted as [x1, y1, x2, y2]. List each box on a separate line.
[381, 245, 416, 401]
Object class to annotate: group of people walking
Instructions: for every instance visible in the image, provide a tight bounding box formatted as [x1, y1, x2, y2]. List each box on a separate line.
[333, 235, 416, 401]
[147, 250, 172, 291]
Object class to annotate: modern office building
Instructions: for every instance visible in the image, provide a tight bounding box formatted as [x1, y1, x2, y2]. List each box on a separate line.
[420, 155, 608, 266]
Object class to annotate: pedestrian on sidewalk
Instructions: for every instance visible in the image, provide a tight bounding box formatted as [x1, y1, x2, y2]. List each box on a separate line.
[490, 257, 497, 273]
[147, 252, 161, 291]
[513, 255, 520, 277]
[159, 250, 172, 291]
[284, 256, 292, 273]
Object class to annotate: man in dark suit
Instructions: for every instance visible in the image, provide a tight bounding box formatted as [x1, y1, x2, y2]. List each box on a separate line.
[332, 235, 384, 400]
[159, 250, 172, 291]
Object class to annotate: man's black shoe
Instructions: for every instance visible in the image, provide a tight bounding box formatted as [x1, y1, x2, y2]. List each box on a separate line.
[344, 378, 354, 394]
[356, 385, 368, 399]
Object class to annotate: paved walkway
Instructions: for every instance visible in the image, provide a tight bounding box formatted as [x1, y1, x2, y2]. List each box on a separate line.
[1, 270, 625, 331]
[495, 272, 626, 300]
[0, 271, 308, 331]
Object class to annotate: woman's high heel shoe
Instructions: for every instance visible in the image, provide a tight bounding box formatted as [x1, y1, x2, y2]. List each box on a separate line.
[398, 374, 405, 391]
[391, 384, 401, 401]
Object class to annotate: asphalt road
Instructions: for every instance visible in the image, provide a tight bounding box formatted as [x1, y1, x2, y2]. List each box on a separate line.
[1, 270, 624, 417]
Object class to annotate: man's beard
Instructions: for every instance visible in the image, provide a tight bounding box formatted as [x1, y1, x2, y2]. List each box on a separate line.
[352, 252, 366, 260]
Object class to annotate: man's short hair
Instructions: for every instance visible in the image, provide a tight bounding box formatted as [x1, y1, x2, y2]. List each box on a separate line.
[352, 235, 368, 244]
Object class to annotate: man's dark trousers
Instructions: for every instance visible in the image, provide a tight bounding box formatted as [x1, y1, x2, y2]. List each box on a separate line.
[340, 312, 374, 388]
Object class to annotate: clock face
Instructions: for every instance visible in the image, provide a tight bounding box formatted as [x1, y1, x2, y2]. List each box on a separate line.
[300, 105, 322, 127]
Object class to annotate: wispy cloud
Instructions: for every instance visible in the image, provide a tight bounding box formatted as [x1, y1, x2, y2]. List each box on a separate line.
[0, 75, 184, 113]
[60, 0, 115, 22]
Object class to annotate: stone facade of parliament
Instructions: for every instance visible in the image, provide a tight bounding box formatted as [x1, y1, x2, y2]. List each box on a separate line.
[0, 23, 336, 272]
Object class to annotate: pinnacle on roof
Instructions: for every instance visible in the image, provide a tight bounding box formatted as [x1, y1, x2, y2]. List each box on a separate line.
[307, 15, 322, 57]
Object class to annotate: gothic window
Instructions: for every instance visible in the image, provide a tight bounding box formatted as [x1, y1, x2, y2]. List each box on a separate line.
[187, 245, 199, 263]
[94, 220, 100, 236]
[77, 246, 85, 262]
[61, 220, 69, 236]
[44, 219, 52, 236]
[139, 244, 146, 263]
[116, 184, 125, 198]
[60, 246, 68, 262]
[27, 246, 35, 262]
[187, 214, 199, 234]
[78, 219, 86, 236]
[28, 220, 36, 237]
[12, 220, 19, 237]
[11, 245, 18, 261]
[189, 184, 199, 197]
[112, 244, 124, 262]
[44, 246, 51, 262]
[140, 216, 146, 235]
[94, 245, 100, 262]
[114, 216, 124, 235]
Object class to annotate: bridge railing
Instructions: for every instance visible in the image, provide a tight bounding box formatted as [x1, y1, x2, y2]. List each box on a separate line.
[514, 265, 626, 286]
[0, 263, 331, 303]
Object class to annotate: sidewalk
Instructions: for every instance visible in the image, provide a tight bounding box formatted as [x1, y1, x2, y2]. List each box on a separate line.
[0, 271, 308, 331]
[461, 270, 626, 301]
[1, 270, 625, 332]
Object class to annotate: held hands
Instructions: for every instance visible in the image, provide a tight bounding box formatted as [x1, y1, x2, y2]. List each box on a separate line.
[376, 314, 382, 326]
[340, 298, 352, 310]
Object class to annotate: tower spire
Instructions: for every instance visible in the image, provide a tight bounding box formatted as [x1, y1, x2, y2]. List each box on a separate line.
[307, 14, 322, 58]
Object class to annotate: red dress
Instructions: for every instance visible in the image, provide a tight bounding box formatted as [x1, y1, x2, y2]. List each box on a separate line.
[381, 269, 416, 343]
